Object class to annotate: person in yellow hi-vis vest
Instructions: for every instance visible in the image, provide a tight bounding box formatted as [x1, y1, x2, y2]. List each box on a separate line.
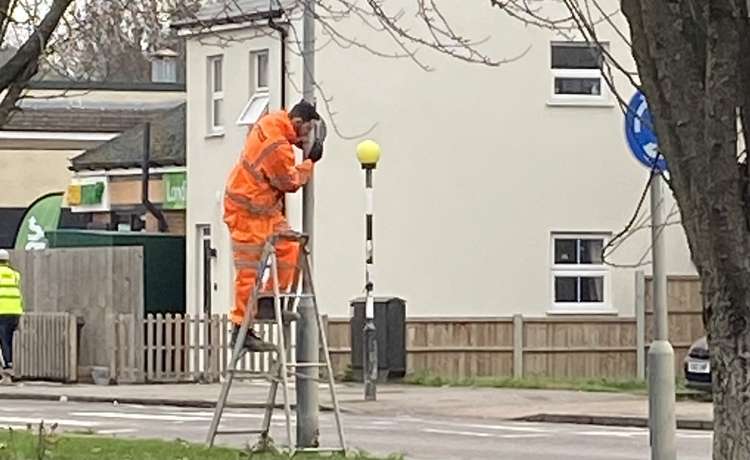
[0, 249, 22, 371]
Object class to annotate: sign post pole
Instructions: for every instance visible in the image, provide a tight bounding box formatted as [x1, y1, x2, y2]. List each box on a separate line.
[625, 91, 676, 460]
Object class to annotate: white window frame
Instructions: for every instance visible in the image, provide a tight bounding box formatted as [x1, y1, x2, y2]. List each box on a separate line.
[237, 49, 271, 126]
[254, 50, 269, 92]
[236, 92, 270, 126]
[548, 42, 610, 106]
[549, 233, 614, 314]
[208, 55, 224, 135]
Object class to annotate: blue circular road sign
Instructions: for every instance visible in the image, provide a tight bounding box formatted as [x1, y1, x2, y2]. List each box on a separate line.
[625, 91, 667, 173]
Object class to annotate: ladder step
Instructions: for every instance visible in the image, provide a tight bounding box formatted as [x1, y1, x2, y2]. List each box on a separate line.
[227, 370, 276, 380]
[294, 448, 347, 454]
[215, 429, 266, 436]
[258, 293, 315, 300]
[277, 293, 315, 299]
[286, 362, 327, 368]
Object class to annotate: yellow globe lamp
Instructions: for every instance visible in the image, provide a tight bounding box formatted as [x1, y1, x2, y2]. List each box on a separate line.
[356, 139, 381, 169]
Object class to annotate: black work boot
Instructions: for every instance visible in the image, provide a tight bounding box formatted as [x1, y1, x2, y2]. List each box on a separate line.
[230, 324, 277, 352]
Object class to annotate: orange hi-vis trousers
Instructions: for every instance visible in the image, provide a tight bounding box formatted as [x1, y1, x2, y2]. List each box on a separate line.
[228, 213, 300, 326]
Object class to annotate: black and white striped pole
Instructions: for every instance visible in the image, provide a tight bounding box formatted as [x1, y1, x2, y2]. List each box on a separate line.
[356, 139, 381, 401]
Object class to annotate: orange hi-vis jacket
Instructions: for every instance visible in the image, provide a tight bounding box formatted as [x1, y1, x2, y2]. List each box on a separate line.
[224, 110, 314, 237]
[223, 110, 314, 325]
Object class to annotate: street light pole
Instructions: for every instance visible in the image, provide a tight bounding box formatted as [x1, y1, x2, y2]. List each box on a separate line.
[356, 140, 381, 401]
[297, 0, 319, 448]
[648, 175, 676, 460]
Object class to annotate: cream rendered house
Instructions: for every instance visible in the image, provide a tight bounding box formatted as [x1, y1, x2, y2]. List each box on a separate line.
[176, 0, 696, 320]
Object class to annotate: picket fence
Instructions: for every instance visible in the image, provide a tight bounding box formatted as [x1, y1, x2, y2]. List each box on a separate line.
[107, 313, 328, 384]
[12, 312, 78, 382]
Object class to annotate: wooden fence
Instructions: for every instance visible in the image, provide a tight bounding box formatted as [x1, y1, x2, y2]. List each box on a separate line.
[326, 273, 705, 380]
[644, 274, 705, 377]
[326, 316, 641, 380]
[12, 312, 78, 382]
[100, 273, 704, 383]
[9, 247, 143, 374]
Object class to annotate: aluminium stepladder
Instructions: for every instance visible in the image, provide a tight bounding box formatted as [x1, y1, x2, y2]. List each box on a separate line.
[206, 232, 346, 455]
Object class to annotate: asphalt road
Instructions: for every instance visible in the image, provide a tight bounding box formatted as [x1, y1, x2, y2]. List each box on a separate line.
[0, 400, 711, 460]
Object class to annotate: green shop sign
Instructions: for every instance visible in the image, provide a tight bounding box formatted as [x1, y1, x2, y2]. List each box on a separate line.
[66, 181, 105, 206]
[164, 172, 187, 210]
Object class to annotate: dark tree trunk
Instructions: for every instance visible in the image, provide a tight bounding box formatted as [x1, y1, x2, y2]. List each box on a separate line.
[622, 1, 750, 458]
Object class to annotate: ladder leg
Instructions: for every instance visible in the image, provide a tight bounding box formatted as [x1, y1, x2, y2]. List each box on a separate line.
[302, 251, 347, 451]
[207, 245, 273, 446]
[206, 369, 233, 446]
[285, 262, 304, 365]
[270, 252, 294, 453]
[261, 361, 280, 436]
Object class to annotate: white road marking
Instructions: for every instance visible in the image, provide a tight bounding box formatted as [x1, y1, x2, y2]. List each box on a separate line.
[454, 423, 553, 433]
[97, 428, 137, 435]
[70, 412, 208, 422]
[677, 433, 713, 439]
[575, 431, 645, 438]
[422, 428, 492, 438]
[408, 418, 553, 434]
[347, 425, 400, 431]
[163, 411, 263, 419]
[370, 420, 396, 426]
[497, 434, 548, 439]
[0, 417, 98, 428]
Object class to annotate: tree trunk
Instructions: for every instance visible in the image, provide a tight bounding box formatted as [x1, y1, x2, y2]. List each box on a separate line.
[707, 271, 750, 458]
[622, 1, 750, 458]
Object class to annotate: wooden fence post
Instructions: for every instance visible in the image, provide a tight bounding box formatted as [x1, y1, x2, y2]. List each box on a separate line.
[68, 314, 78, 382]
[106, 313, 116, 383]
[635, 270, 646, 380]
[513, 314, 524, 379]
[146, 314, 155, 381]
[155, 314, 164, 380]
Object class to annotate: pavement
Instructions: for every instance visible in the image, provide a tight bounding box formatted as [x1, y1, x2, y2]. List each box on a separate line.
[0, 381, 714, 430]
[0, 399, 713, 460]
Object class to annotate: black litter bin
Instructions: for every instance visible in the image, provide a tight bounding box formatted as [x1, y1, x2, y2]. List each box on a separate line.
[350, 296, 406, 381]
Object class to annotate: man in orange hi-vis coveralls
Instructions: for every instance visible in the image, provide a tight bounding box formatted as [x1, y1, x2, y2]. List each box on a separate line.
[224, 100, 324, 351]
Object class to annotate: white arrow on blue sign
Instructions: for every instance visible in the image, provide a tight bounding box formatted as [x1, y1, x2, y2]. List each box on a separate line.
[624, 90, 667, 173]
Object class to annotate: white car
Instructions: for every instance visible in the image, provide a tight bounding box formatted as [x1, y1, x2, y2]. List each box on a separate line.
[683, 336, 711, 391]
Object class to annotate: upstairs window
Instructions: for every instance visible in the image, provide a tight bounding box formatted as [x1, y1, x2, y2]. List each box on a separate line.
[238, 50, 270, 126]
[255, 50, 269, 91]
[208, 55, 224, 133]
[550, 42, 608, 105]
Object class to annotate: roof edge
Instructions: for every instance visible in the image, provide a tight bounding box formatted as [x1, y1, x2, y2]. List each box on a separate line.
[171, 9, 283, 30]
[70, 160, 187, 173]
[27, 80, 186, 92]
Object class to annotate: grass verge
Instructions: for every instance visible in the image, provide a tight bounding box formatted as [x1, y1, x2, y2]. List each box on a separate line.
[0, 426, 401, 460]
[403, 372, 689, 395]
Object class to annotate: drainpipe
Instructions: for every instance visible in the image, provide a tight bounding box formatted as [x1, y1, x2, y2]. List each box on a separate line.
[142, 122, 169, 232]
[268, 19, 290, 220]
[268, 19, 287, 108]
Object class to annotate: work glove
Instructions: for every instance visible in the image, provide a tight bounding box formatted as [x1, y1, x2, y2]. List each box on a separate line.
[307, 139, 324, 163]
